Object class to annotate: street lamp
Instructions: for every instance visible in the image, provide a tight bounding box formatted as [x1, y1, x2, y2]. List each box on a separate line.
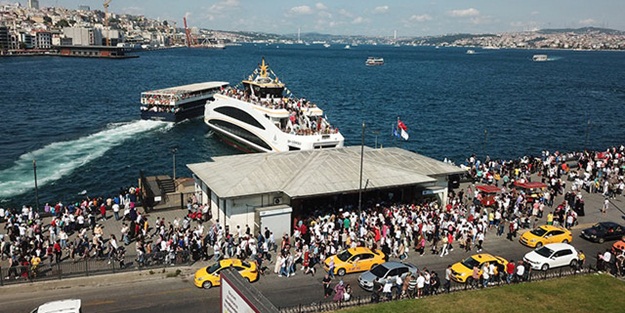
[371, 130, 380, 149]
[171, 147, 178, 181]
[358, 121, 365, 214]
[33, 159, 39, 212]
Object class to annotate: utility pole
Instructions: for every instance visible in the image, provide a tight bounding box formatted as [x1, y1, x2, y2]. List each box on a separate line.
[358, 121, 365, 214]
[33, 160, 39, 212]
[371, 130, 380, 149]
[172, 147, 178, 181]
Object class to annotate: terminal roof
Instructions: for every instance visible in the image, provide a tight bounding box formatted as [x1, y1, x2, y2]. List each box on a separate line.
[187, 146, 465, 199]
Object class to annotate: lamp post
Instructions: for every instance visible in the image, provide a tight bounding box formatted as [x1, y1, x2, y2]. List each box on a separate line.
[171, 147, 178, 181]
[358, 121, 365, 214]
[371, 130, 380, 149]
[33, 160, 39, 212]
[483, 129, 488, 158]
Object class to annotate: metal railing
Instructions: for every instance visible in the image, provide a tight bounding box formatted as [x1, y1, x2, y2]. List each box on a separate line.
[278, 266, 596, 313]
[0, 250, 193, 286]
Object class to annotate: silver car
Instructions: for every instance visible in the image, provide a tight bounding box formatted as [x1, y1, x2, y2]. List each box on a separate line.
[357, 261, 418, 291]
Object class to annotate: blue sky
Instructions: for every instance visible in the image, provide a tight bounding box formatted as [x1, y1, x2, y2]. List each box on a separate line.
[35, 0, 625, 36]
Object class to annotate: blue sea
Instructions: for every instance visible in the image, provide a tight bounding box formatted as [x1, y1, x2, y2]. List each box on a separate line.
[1, 44, 625, 207]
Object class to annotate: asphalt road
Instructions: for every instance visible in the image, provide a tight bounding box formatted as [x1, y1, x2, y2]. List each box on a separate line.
[3, 194, 624, 312]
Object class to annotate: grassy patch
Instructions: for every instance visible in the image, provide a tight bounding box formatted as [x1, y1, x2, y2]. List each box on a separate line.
[338, 274, 625, 313]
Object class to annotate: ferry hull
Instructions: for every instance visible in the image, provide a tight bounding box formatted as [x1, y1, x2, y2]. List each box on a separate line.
[204, 95, 344, 153]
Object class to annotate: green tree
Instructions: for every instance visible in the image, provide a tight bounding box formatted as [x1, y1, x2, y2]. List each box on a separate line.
[55, 19, 70, 27]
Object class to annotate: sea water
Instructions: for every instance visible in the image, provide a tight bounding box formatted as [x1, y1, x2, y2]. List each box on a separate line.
[1, 45, 624, 206]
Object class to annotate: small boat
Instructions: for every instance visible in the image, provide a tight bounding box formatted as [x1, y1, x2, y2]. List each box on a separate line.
[344, 45, 351, 49]
[533, 54, 548, 62]
[466, 49, 475, 54]
[323, 43, 331, 48]
[365, 57, 384, 66]
[140, 81, 229, 122]
[204, 58, 344, 152]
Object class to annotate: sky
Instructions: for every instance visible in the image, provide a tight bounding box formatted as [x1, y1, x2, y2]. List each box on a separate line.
[30, 0, 625, 36]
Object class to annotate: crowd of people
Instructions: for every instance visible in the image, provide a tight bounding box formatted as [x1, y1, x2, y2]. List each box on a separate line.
[2, 145, 625, 297]
[221, 82, 340, 136]
[200, 145, 625, 302]
[0, 186, 212, 280]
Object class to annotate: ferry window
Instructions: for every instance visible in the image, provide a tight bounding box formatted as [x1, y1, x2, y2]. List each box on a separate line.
[208, 120, 271, 151]
[214, 107, 265, 130]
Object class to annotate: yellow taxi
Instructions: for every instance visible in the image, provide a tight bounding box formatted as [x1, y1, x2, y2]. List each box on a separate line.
[194, 258, 258, 289]
[519, 225, 572, 248]
[450, 253, 508, 283]
[323, 247, 386, 276]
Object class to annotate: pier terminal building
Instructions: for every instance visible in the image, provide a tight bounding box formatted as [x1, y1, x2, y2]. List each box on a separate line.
[187, 147, 465, 237]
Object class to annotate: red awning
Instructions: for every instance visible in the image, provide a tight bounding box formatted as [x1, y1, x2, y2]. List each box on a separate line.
[514, 181, 547, 189]
[476, 185, 501, 193]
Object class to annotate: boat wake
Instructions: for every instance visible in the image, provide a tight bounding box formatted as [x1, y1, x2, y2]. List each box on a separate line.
[0, 120, 172, 199]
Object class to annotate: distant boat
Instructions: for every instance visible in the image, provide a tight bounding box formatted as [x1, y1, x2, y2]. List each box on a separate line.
[533, 54, 548, 62]
[466, 49, 475, 54]
[366, 57, 384, 66]
[393, 43, 401, 47]
[344, 45, 351, 49]
[323, 43, 331, 48]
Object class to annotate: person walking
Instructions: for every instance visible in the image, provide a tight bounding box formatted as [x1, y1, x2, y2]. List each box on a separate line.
[439, 234, 449, 257]
[322, 274, 332, 298]
[333, 280, 345, 302]
[444, 264, 452, 293]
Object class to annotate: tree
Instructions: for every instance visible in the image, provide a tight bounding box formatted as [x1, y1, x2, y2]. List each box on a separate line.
[43, 16, 52, 25]
[55, 19, 70, 28]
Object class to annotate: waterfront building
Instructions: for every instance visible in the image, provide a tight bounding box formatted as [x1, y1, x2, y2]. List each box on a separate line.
[28, 0, 39, 10]
[0, 26, 9, 52]
[62, 27, 101, 46]
[187, 147, 465, 236]
[34, 30, 52, 49]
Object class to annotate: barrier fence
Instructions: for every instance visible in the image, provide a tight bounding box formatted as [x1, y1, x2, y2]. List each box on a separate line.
[0, 250, 193, 287]
[278, 266, 597, 313]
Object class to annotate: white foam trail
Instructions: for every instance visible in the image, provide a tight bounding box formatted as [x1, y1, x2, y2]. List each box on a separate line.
[0, 120, 172, 198]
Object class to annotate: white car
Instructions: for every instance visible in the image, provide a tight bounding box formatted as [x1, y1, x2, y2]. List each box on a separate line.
[523, 243, 579, 271]
[31, 299, 81, 313]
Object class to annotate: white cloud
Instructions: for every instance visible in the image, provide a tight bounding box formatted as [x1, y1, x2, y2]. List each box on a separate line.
[469, 17, 488, 25]
[288, 5, 314, 16]
[338, 9, 353, 18]
[372, 5, 389, 14]
[205, 0, 240, 21]
[315, 3, 328, 10]
[448, 8, 480, 18]
[352, 16, 366, 24]
[579, 18, 596, 26]
[209, 0, 240, 11]
[531, 11, 540, 16]
[120, 7, 143, 16]
[409, 14, 432, 22]
[318, 11, 332, 19]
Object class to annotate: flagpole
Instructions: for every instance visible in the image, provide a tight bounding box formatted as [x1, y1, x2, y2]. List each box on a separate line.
[358, 121, 365, 215]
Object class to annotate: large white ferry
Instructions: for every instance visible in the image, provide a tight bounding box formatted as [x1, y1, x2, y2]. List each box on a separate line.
[204, 58, 344, 153]
[140, 81, 229, 122]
